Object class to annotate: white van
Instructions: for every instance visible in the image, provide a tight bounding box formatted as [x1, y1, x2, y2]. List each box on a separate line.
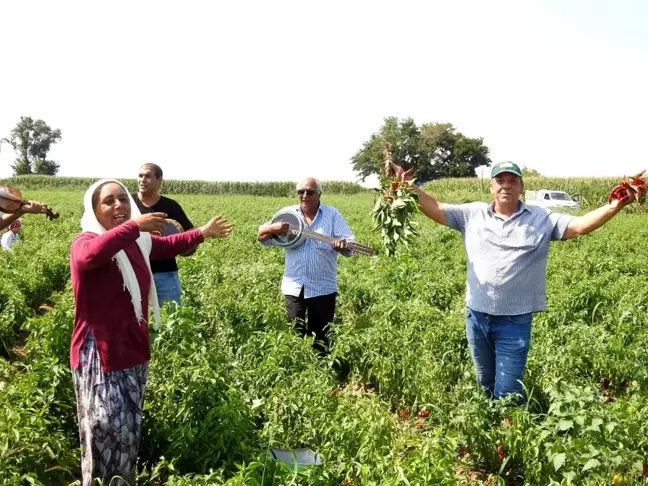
[525, 190, 580, 210]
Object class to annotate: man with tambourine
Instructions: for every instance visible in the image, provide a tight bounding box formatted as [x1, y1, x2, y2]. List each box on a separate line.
[132, 163, 195, 305]
[258, 177, 371, 355]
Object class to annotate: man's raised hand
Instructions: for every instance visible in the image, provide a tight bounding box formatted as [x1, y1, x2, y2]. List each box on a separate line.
[271, 221, 290, 235]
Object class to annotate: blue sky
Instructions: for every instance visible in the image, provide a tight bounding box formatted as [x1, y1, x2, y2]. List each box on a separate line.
[0, 0, 646, 185]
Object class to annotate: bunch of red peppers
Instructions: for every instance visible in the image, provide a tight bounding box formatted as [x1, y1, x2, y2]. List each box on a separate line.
[608, 171, 647, 205]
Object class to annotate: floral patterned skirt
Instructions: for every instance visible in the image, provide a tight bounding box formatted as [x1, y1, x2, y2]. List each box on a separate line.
[72, 334, 148, 486]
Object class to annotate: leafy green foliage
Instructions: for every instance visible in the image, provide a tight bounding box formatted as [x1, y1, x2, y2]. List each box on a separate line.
[371, 181, 420, 257]
[0, 228, 70, 353]
[141, 306, 256, 474]
[4, 116, 62, 175]
[1, 187, 648, 485]
[351, 117, 492, 182]
[521, 166, 542, 177]
[32, 159, 61, 175]
[0, 356, 77, 485]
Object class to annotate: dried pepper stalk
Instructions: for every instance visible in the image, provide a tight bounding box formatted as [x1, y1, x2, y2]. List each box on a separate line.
[371, 139, 420, 257]
[608, 170, 647, 205]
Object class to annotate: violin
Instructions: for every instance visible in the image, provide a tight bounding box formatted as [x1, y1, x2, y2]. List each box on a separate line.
[0, 185, 60, 221]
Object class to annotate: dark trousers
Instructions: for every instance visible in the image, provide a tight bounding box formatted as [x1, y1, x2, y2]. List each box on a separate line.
[285, 288, 337, 354]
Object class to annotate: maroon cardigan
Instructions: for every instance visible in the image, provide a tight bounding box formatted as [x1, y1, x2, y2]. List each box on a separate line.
[70, 220, 204, 372]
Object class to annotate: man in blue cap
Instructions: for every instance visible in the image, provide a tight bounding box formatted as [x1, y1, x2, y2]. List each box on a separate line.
[400, 161, 630, 403]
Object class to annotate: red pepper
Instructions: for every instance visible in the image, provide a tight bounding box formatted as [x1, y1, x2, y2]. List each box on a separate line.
[608, 171, 646, 203]
[497, 445, 505, 463]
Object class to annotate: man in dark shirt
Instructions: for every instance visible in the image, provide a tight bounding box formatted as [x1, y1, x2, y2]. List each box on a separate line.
[132, 163, 194, 305]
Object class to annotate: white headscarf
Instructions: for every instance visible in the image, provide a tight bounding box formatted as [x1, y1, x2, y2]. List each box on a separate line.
[81, 179, 161, 326]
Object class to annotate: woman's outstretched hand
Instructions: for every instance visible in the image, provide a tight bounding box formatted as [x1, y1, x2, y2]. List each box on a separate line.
[200, 216, 233, 239]
[135, 212, 167, 234]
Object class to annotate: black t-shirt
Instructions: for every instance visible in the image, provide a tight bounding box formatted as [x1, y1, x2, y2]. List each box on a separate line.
[132, 194, 194, 274]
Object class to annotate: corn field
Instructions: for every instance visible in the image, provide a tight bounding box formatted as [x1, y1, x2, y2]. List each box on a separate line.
[0, 176, 364, 196]
[2, 175, 640, 205]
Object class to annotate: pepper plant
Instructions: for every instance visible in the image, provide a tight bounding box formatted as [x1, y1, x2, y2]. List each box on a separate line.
[371, 139, 420, 257]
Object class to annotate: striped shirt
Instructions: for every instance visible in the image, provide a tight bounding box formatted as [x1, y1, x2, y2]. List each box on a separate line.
[444, 202, 574, 315]
[261, 204, 354, 298]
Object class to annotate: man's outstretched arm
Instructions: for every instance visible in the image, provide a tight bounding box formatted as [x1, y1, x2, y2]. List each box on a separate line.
[0, 200, 46, 231]
[562, 197, 628, 240]
[410, 185, 447, 226]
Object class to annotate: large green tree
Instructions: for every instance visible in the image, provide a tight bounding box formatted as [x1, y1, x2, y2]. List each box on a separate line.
[3, 117, 62, 175]
[351, 117, 492, 182]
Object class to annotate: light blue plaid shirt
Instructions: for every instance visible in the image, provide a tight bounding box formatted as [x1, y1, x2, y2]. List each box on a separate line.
[261, 204, 354, 298]
[444, 202, 574, 315]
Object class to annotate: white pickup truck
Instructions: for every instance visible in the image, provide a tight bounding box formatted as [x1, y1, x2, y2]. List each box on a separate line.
[525, 190, 580, 211]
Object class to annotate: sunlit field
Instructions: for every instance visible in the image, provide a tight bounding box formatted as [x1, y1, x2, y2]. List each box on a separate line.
[1, 181, 648, 485]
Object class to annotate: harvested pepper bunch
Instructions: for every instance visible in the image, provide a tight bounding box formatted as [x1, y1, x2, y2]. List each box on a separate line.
[371, 139, 420, 257]
[608, 170, 647, 205]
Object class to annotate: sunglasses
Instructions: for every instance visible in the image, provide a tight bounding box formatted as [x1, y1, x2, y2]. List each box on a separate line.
[297, 189, 318, 196]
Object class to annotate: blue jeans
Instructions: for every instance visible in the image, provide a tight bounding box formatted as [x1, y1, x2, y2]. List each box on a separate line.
[153, 271, 181, 306]
[465, 307, 532, 402]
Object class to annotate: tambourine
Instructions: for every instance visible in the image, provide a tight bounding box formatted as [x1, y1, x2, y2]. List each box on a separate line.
[157, 218, 196, 256]
[162, 218, 184, 236]
[270, 210, 305, 249]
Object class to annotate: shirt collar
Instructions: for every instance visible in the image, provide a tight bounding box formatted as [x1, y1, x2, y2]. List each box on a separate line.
[488, 201, 529, 220]
[296, 203, 323, 217]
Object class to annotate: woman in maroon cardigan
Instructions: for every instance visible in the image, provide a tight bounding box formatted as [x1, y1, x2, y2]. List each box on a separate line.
[70, 179, 232, 486]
